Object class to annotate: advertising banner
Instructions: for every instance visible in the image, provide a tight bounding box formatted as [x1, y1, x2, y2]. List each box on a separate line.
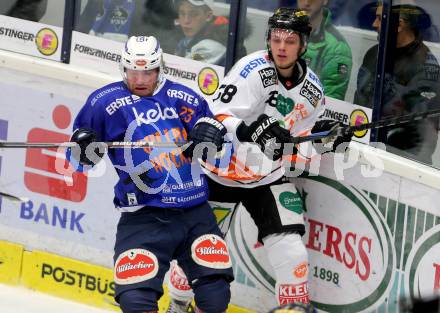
[70, 32, 224, 97]
[21, 250, 117, 310]
[323, 97, 372, 144]
[0, 79, 120, 266]
[0, 15, 62, 61]
[228, 154, 440, 312]
[0, 240, 23, 285]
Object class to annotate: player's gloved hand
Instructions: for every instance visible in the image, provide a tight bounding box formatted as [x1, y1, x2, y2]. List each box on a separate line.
[236, 114, 292, 161]
[183, 117, 227, 160]
[70, 128, 105, 166]
[311, 120, 353, 153]
[386, 124, 420, 150]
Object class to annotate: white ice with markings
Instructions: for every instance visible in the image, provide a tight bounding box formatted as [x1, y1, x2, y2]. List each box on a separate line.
[0, 283, 116, 313]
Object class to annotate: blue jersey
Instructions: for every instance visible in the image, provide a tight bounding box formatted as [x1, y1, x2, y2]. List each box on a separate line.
[72, 79, 213, 211]
[90, 0, 135, 38]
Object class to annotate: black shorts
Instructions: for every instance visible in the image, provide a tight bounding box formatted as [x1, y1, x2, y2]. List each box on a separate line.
[113, 202, 233, 301]
[207, 177, 305, 242]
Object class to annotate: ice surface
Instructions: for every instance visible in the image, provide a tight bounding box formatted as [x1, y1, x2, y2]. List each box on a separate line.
[0, 283, 115, 313]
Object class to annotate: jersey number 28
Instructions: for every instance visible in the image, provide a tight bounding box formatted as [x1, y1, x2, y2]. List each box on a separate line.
[213, 84, 237, 103]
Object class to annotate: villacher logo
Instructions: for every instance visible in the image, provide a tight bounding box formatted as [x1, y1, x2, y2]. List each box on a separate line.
[114, 249, 158, 285]
[192, 234, 231, 269]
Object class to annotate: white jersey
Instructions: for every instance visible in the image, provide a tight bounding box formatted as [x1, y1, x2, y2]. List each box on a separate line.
[204, 50, 325, 187]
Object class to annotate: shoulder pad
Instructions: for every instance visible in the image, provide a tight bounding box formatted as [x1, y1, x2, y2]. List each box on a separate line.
[89, 82, 126, 107]
[237, 51, 271, 79]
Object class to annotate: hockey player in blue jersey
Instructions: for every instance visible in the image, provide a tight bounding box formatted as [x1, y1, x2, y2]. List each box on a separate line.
[77, 0, 136, 42]
[70, 35, 233, 313]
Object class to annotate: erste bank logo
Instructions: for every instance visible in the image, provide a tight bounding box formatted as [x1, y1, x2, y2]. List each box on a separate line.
[24, 104, 88, 202]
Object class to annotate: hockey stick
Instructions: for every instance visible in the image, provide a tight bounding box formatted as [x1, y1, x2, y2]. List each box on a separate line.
[0, 191, 29, 203]
[289, 108, 440, 145]
[0, 141, 189, 149]
[103, 298, 120, 307]
[1, 109, 440, 148]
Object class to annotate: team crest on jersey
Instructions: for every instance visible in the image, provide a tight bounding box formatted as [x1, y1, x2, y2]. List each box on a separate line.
[276, 94, 295, 116]
[300, 79, 322, 107]
[191, 234, 231, 269]
[258, 67, 277, 88]
[114, 249, 158, 285]
[110, 6, 129, 31]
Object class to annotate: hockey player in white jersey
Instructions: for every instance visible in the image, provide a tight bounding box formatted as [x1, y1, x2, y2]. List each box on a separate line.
[166, 7, 353, 312]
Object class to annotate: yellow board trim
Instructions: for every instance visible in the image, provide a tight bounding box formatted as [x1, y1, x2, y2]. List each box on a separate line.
[21, 250, 118, 311]
[0, 240, 23, 285]
[0, 242, 256, 312]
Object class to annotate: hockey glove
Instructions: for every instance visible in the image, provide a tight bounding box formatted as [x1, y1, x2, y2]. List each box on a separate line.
[70, 128, 105, 166]
[311, 120, 353, 153]
[236, 114, 293, 161]
[386, 123, 421, 150]
[184, 117, 227, 160]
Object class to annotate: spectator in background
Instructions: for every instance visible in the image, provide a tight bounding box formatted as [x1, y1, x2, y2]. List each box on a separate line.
[1, 0, 47, 22]
[134, 0, 179, 53]
[329, 0, 440, 42]
[297, 0, 352, 100]
[354, 2, 440, 165]
[174, 0, 228, 65]
[76, 0, 179, 52]
[76, 0, 136, 42]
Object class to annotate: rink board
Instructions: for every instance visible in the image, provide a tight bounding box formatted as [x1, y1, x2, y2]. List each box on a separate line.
[21, 250, 118, 311]
[0, 241, 23, 285]
[0, 243, 252, 313]
[227, 166, 440, 312]
[0, 42, 439, 312]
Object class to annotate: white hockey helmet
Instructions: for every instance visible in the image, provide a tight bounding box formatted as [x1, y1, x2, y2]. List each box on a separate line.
[119, 36, 164, 85]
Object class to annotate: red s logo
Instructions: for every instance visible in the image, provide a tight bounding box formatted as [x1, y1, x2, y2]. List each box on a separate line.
[24, 105, 88, 202]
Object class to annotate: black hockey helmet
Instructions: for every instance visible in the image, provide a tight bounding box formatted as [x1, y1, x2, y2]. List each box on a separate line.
[266, 8, 312, 59]
[267, 8, 312, 40]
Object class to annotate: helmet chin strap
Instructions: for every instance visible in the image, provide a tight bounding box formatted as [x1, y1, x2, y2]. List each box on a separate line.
[154, 64, 164, 92]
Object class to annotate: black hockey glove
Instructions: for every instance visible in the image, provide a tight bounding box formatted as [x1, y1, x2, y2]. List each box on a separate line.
[386, 124, 421, 150]
[70, 128, 105, 166]
[311, 120, 353, 153]
[184, 117, 227, 160]
[236, 114, 293, 161]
